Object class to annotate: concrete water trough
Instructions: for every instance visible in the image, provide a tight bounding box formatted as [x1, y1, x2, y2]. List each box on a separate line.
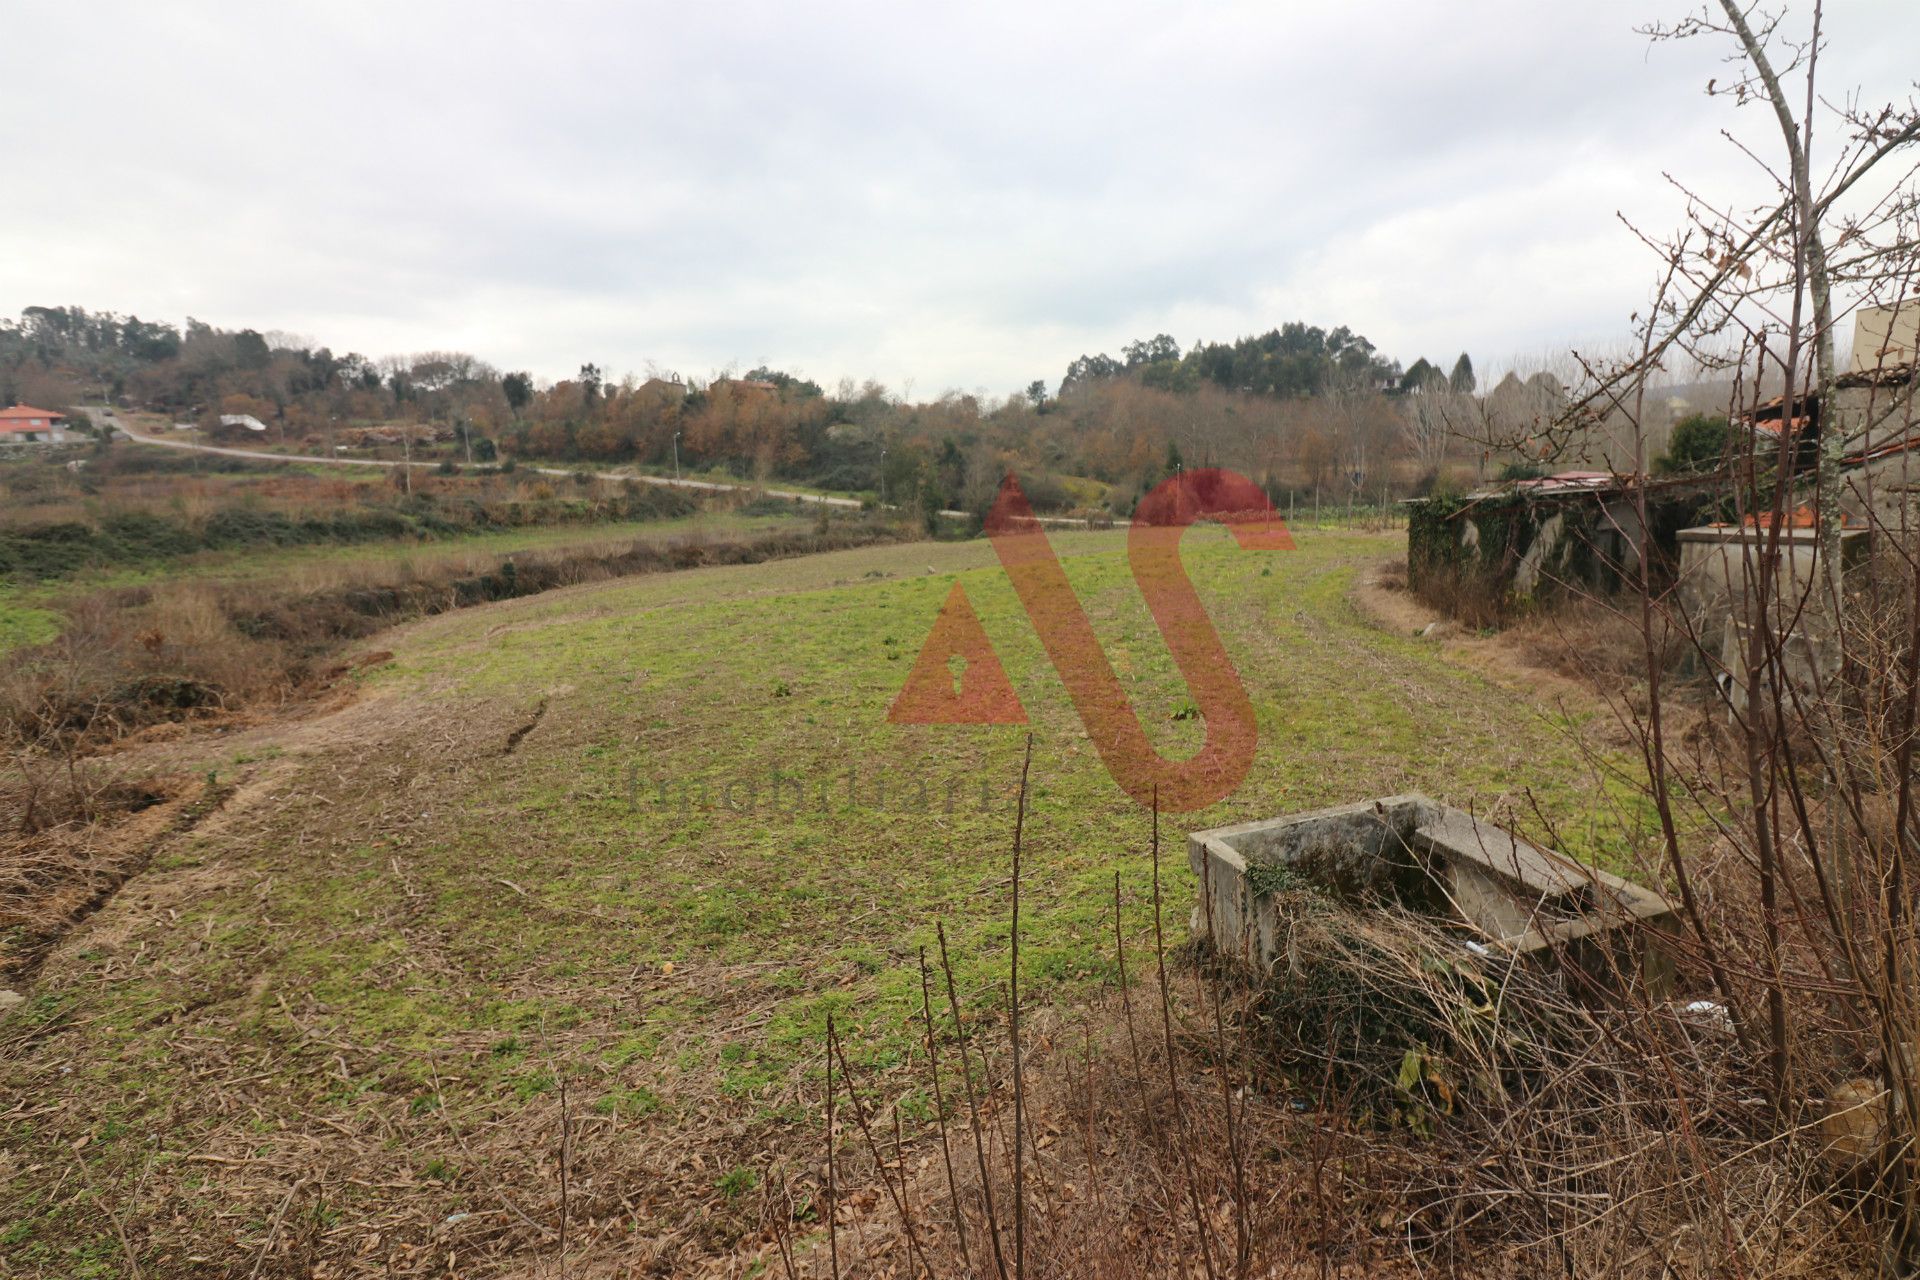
[1188, 795, 1678, 993]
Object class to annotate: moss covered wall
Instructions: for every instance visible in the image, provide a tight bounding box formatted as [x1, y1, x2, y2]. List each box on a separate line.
[1408, 489, 1706, 613]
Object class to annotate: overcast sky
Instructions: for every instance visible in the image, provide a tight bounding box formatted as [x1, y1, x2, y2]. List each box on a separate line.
[3, 1, 1914, 396]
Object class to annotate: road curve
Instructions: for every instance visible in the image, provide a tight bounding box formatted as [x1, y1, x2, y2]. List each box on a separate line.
[99, 410, 1087, 526]
[106, 415, 870, 509]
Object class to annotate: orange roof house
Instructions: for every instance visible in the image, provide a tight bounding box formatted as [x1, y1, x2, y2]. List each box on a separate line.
[0, 405, 69, 443]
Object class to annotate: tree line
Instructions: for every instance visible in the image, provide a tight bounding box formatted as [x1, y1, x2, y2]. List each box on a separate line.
[1, 305, 1517, 515]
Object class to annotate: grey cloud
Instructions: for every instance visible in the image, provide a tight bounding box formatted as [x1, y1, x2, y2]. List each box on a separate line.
[2, 0, 1913, 393]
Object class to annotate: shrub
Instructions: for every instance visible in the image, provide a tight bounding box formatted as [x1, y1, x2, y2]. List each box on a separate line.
[2, 518, 913, 748]
[1655, 412, 1730, 474]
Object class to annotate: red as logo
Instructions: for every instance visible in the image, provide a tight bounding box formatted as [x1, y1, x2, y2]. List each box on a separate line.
[891, 469, 1293, 812]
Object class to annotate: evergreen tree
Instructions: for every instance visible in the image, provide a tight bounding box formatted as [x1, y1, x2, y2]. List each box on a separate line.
[1400, 357, 1443, 393]
[502, 371, 533, 416]
[1449, 352, 1476, 394]
[1655, 413, 1730, 474]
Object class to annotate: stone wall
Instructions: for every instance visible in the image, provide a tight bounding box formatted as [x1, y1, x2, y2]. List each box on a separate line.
[1189, 795, 1677, 993]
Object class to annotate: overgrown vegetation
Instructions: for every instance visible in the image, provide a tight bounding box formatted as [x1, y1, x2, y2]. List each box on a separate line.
[1, 510, 909, 752]
[1654, 411, 1731, 474]
[0, 443, 703, 580]
[785, 789, 1858, 1279]
[1406, 486, 1713, 626]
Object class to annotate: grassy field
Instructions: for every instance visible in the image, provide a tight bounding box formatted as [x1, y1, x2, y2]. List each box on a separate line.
[0, 525, 1639, 1273]
[0, 589, 62, 654]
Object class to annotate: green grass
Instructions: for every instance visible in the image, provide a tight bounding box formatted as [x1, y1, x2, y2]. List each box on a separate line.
[419, 526, 1626, 1021]
[386, 531, 1624, 1047]
[572, 460, 863, 502]
[0, 524, 1649, 1263]
[0, 589, 61, 656]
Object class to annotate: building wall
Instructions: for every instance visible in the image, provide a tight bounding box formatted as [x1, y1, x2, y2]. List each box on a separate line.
[1408, 489, 1704, 609]
[1852, 302, 1920, 372]
[0, 426, 69, 445]
[1674, 526, 1873, 712]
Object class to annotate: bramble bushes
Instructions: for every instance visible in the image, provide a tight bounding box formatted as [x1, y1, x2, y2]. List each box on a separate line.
[2, 516, 914, 749]
[0, 484, 703, 580]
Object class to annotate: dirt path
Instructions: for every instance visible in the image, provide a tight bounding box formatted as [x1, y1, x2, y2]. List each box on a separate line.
[1345, 559, 1646, 749]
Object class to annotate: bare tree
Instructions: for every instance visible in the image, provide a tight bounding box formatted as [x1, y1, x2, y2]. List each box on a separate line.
[1532, 4, 1920, 1261]
[1403, 383, 1459, 476]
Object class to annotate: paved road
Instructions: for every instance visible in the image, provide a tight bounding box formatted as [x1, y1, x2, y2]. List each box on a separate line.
[98, 409, 1089, 526]
[101, 411, 869, 508]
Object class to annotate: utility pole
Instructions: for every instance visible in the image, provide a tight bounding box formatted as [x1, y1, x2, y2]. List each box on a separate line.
[673, 430, 681, 481]
[880, 448, 888, 503]
[403, 428, 412, 497]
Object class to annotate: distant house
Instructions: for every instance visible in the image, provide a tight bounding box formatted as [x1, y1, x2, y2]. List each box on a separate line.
[0, 404, 70, 445]
[638, 376, 687, 400]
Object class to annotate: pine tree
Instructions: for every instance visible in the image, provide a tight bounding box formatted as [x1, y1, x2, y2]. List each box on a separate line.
[1449, 352, 1476, 394]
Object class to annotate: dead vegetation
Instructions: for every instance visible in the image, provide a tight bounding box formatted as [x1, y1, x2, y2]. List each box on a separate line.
[0, 521, 1904, 1278]
[1, 516, 913, 754]
[1407, 559, 1511, 633]
[734, 777, 1880, 1280]
[0, 442, 715, 579]
[0, 769, 219, 988]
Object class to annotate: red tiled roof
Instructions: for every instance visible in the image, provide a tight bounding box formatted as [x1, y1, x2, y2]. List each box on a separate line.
[1708, 506, 1855, 530]
[1747, 506, 1820, 529]
[0, 404, 64, 420]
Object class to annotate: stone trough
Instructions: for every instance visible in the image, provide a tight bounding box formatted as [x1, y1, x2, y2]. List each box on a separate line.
[1188, 795, 1678, 993]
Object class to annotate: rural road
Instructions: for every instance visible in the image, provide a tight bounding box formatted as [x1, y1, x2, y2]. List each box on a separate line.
[100, 411, 865, 508]
[94, 409, 1077, 525]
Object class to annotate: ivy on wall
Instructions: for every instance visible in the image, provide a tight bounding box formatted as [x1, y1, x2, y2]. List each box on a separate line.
[1407, 493, 1560, 607]
[1408, 488, 1711, 618]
